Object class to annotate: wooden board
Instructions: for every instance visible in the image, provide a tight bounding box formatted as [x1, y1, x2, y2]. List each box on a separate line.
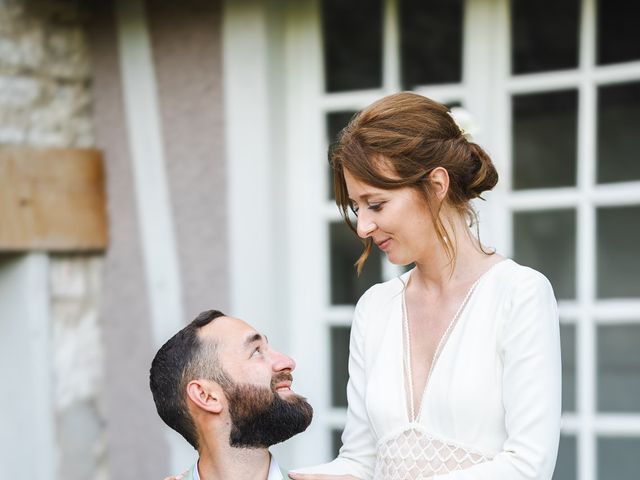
[0, 147, 108, 251]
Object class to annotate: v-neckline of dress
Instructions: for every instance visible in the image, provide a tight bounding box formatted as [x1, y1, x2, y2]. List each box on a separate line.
[400, 259, 510, 423]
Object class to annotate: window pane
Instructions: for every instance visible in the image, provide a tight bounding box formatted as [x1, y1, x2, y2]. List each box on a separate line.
[330, 326, 350, 407]
[511, 0, 580, 74]
[553, 435, 577, 480]
[327, 111, 357, 199]
[561, 324, 576, 412]
[322, 0, 383, 92]
[598, 437, 640, 480]
[512, 90, 578, 189]
[596, 206, 640, 299]
[400, 0, 463, 88]
[330, 221, 383, 305]
[513, 209, 576, 300]
[597, 324, 640, 412]
[597, 0, 640, 65]
[327, 111, 356, 144]
[332, 428, 343, 457]
[597, 82, 640, 183]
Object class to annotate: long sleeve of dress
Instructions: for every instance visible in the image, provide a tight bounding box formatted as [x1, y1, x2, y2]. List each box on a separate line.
[290, 288, 377, 478]
[433, 269, 562, 479]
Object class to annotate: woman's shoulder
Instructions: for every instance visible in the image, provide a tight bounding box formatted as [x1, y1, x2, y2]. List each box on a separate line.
[351, 273, 407, 341]
[502, 258, 553, 285]
[489, 258, 556, 306]
[357, 270, 409, 307]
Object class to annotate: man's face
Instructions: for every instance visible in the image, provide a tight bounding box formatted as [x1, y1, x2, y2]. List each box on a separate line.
[200, 316, 313, 448]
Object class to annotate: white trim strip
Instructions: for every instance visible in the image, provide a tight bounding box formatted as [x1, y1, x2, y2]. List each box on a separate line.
[283, 0, 334, 465]
[325, 408, 348, 428]
[24, 254, 55, 479]
[508, 70, 582, 94]
[222, 0, 278, 326]
[412, 84, 467, 105]
[508, 188, 580, 209]
[578, 2, 597, 478]
[507, 182, 640, 210]
[593, 416, 640, 435]
[560, 415, 640, 436]
[0, 254, 55, 478]
[325, 306, 356, 325]
[321, 202, 342, 218]
[382, 0, 401, 93]
[589, 182, 640, 206]
[506, 63, 640, 96]
[530, 302, 640, 322]
[115, 0, 185, 347]
[319, 89, 387, 111]
[505, 63, 640, 95]
[592, 61, 640, 85]
[592, 301, 640, 321]
[558, 303, 581, 320]
[114, 0, 189, 472]
[561, 414, 580, 433]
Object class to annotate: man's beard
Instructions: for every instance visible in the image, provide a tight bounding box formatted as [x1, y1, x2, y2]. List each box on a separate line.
[224, 373, 313, 448]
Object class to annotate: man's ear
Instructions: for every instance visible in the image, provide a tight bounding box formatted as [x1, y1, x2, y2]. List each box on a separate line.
[428, 167, 450, 202]
[186, 380, 224, 414]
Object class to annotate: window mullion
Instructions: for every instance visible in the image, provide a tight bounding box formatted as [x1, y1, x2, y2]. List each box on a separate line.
[578, 0, 598, 478]
[382, 0, 401, 93]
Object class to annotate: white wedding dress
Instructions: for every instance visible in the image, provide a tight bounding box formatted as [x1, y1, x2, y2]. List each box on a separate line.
[294, 259, 561, 479]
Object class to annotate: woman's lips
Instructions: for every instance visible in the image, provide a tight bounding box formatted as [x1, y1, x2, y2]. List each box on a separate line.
[377, 238, 391, 250]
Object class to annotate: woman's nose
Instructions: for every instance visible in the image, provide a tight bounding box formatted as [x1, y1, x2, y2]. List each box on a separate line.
[356, 212, 376, 238]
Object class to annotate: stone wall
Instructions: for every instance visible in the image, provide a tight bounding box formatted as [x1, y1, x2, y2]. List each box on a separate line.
[0, 0, 107, 478]
[0, 0, 93, 147]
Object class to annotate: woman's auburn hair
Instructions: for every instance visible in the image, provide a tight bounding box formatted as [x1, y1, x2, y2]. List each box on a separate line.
[330, 92, 499, 274]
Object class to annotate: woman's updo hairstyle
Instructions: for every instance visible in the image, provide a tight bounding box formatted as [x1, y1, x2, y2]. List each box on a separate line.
[330, 92, 498, 273]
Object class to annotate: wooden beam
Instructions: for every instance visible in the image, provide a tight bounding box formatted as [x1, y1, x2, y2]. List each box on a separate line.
[0, 147, 108, 251]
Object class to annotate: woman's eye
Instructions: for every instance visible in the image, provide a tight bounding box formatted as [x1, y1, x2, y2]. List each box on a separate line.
[368, 203, 383, 211]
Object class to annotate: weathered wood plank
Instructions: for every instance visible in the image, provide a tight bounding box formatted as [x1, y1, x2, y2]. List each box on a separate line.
[0, 147, 108, 251]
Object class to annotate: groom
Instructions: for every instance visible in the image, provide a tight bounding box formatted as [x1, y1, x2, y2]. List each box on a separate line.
[150, 310, 313, 480]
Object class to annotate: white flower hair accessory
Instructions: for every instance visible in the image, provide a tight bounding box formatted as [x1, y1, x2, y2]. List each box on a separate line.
[447, 107, 480, 141]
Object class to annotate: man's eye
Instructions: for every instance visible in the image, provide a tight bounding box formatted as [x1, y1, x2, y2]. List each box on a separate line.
[250, 347, 262, 358]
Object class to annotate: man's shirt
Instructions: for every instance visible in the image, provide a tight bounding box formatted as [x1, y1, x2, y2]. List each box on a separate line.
[191, 454, 284, 480]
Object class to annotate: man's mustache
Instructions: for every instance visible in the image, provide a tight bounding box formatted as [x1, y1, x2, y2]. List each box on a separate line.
[270, 372, 293, 390]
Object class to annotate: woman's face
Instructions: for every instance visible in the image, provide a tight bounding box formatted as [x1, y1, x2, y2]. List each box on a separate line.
[343, 169, 438, 266]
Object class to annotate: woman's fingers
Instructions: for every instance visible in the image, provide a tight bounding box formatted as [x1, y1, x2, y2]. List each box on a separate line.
[288, 474, 359, 480]
[162, 471, 187, 480]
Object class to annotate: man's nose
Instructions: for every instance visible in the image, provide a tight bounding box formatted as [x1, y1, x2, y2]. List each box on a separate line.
[272, 349, 295, 372]
[356, 211, 376, 238]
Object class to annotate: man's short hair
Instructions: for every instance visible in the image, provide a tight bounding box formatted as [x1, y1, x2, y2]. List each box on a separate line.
[149, 309, 231, 449]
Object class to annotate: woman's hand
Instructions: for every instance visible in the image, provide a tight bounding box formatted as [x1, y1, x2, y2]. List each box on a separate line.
[288, 474, 360, 480]
[163, 472, 187, 480]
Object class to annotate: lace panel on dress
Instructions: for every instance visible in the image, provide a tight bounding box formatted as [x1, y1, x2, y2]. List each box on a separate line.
[374, 427, 492, 479]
